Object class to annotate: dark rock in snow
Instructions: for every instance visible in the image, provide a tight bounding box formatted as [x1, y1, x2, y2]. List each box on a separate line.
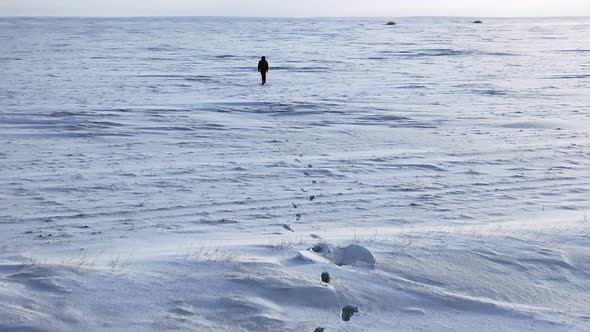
[311, 243, 332, 253]
[341, 305, 359, 321]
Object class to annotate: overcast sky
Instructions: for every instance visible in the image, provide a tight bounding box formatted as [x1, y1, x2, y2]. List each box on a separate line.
[1, 0, 589, 17]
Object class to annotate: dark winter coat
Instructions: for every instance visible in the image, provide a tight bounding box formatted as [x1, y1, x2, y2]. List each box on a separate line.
[258, 59, 269, 73]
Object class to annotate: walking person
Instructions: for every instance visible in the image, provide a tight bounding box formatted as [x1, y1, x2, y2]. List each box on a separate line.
[258, 56, 269, 85]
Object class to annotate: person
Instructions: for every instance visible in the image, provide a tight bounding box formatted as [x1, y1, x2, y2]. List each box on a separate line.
[257, 56, 269, 85]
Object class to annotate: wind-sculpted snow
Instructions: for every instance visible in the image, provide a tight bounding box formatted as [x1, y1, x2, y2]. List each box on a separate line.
[1, 17, 590, 331]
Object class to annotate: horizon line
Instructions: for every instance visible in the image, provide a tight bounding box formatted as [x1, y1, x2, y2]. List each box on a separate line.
[1, 15, 590, 19]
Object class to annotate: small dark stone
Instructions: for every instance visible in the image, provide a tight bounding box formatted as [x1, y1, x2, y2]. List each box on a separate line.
[386, 21, 396, 26]
[473, 20, 483, 24]
[314, 328, 325, 332]
[309, 195, 316, 201]
[321, 271, 330, 283]
[341, 305, 359, 321]
[311, 243, 327, 253]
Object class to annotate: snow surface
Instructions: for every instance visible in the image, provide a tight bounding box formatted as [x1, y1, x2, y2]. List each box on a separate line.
[1, 17, 590, 331]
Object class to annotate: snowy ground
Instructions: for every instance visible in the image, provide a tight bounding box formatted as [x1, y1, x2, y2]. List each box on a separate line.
[1, 17, 590, 331]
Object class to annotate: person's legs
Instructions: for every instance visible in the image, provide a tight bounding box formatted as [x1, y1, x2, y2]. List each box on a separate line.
[261, 72, 266, 85]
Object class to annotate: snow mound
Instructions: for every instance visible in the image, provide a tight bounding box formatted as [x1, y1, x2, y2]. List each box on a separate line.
[305, 243, 377, 266]
[0, 262, 83, 331]
[499, 119, 575, 130]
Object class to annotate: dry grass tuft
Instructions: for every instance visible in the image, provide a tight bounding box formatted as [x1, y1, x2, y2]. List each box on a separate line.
[185, 246, 241, 263]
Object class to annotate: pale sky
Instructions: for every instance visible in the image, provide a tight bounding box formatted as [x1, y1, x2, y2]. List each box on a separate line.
[1, 0, 589, 17]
